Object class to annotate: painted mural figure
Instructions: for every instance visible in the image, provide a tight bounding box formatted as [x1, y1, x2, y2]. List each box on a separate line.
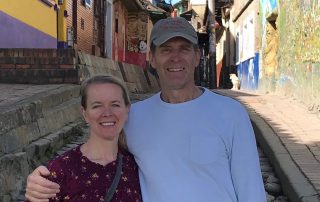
[138, 40, 147, 53]
[25, 17, 266, 202]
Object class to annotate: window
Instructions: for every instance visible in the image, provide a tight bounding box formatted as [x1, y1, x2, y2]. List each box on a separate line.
[235, 28, 241, 65]
[67, 27, 74, 48]
[242, 14, 255, 61]
[83, 0, 91, 7]
[247, 16, 255, 58]
[242, 23, 248, 60]
[115, 18, 118, 33]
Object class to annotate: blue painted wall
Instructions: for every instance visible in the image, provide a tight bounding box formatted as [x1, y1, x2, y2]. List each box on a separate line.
[237, 53, 259, 90]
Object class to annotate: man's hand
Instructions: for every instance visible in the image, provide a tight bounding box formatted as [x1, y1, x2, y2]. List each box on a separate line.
[25, 166, 60, 202]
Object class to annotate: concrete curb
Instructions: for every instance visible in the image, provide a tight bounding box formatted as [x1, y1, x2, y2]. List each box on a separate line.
[249, 110, 320, 202]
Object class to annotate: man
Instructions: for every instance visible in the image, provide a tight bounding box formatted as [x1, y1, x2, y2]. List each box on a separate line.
[25, 17, 266, 202]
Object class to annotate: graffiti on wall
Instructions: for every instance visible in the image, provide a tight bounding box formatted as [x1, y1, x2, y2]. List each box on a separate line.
[126, 13, 148, 53]
[260, 0, 278, 50]
[273, 0, 320, 104]
[278, 0, 320, 65]
[258, 0, 280, 94]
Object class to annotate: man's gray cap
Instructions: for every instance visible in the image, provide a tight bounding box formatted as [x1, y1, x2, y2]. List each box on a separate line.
[150, 17, 198, 46]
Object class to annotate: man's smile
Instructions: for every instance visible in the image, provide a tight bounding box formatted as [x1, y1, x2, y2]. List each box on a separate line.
[167, 67, 185, 72]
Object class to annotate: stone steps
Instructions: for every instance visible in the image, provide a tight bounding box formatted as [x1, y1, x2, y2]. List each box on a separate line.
[0, 85, 83, 201]
[14, 124, 88, 202]
[0, 121, 87, 202]
[38, 97, 81, 139]
[0, 86, 81, 154]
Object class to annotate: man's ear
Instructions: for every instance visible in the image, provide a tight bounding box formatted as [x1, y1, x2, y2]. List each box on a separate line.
[149, 52, 156, 70]
[194, 49, 201, 67]
[148, 51, 159, 78]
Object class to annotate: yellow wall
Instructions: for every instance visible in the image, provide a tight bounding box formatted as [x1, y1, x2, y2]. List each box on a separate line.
[0, 0, 57, 38]
[57, 0, 67, 42]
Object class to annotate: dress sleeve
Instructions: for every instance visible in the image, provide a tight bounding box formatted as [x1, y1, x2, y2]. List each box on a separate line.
[46, 158, 66, 202]
[230, 105, 266, 202]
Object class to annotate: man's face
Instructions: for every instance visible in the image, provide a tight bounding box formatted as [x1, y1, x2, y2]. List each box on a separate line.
[150, 37, 200, 91]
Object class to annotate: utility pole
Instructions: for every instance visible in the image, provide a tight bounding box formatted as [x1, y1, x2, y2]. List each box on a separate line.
[208, 0, 217, 89]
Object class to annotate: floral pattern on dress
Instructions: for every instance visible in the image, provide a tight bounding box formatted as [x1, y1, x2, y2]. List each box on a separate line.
[44, 145, 142, 202]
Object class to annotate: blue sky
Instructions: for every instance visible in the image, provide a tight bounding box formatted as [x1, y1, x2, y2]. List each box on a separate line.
[158, 0, 180, 5]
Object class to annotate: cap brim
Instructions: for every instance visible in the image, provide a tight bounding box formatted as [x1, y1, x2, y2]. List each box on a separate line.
[153, 32, 198, 46]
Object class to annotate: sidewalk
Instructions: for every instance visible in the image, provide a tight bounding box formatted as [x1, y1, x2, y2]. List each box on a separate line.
[214, 89, 320, 201]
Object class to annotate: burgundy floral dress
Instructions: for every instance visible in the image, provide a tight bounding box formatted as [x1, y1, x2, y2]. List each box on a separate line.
[46, 145, 142, 202]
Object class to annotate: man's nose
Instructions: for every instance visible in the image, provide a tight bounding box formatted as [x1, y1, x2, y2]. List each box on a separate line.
[170, 49, 182, 61]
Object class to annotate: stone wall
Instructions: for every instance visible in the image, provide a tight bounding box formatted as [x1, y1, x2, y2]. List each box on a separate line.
[76, 51, 160, 94]
[0, 85, 83, 201]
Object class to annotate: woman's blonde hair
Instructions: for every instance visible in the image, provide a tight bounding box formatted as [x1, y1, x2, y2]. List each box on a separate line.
[80, 74, 131, 151]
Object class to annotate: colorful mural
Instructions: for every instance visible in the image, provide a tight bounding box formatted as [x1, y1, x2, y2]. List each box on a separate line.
[260, 0, 278, 51]
[112, 1, 148, 68]
[258, 0, 279, 93]
[125, 13, 148, 68]
[258, 0, 320, 106]
[277, 0, 320, 104]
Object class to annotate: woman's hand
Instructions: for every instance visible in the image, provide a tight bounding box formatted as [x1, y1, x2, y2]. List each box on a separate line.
[25, 166, 60, 202]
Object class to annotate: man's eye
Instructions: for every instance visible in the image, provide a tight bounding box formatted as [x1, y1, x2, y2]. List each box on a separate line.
[161, 48, 170, 53]
[181, 47, 191, 52]
[92, 105, 101, 109]
[112, 104, 120, 107]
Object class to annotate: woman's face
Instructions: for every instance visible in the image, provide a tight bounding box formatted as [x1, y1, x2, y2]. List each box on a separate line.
[82, 83, 129, 141]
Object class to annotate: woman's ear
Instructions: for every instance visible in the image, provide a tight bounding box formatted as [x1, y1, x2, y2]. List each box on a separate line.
[81, 106, 88, 123]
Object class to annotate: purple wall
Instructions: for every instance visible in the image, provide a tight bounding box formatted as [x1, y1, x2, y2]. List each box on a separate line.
[0, 11, 57, 48]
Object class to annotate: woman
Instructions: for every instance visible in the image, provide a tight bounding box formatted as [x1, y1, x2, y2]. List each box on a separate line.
[28, 75, 142, 202]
